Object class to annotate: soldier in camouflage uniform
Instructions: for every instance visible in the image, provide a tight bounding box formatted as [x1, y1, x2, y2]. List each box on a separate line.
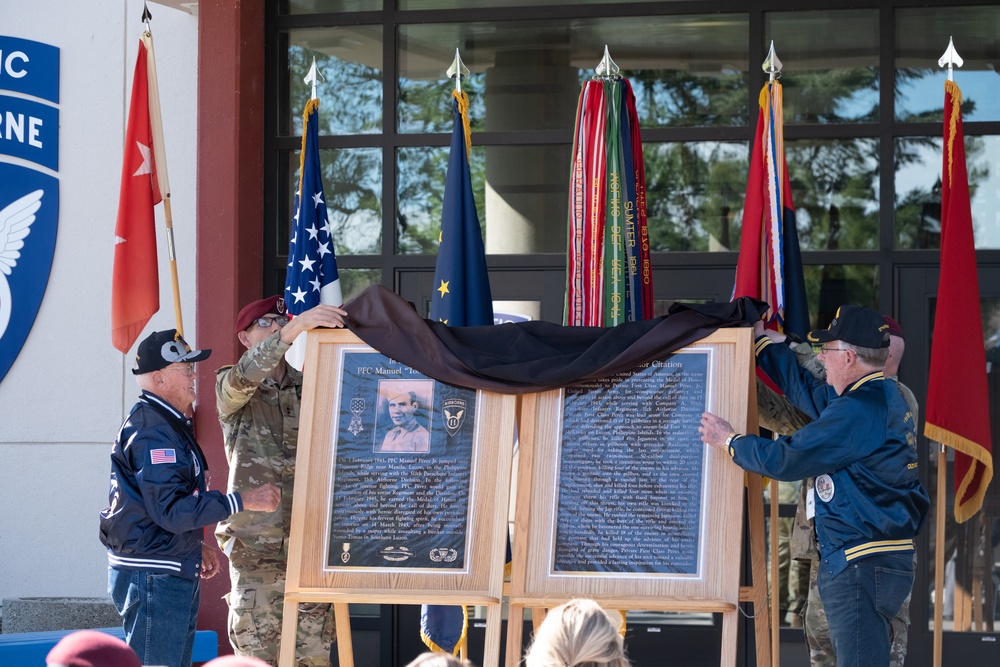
[756, 318, 916, 667]
[216, 295, 348, 666]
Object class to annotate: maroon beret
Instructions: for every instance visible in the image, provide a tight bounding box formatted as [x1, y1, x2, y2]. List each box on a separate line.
[234, 295, 286, 334]
[882, 315, 904, 339]
[46, 630, 141, 667]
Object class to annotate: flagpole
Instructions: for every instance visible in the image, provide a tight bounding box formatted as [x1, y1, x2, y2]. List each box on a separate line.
[140, 13, 183, 337]
[931, 36, 963, 667]
[760, 41, 784, 667]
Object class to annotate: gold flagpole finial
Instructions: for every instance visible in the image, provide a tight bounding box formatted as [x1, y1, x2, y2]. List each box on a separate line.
[595, 45, 620, 79]
[447, 49, 469, 93]
[938, 37, 964, 82]
[762, 41, 782, 82]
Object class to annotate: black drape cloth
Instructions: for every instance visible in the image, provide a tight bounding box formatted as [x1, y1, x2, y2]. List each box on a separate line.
[344, 285, 765, 394]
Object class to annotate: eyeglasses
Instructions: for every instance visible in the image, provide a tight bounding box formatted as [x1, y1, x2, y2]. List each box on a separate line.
[161, 364, 196, 376]
[254, 316, 290, 328]
[815, 345, 848, 354]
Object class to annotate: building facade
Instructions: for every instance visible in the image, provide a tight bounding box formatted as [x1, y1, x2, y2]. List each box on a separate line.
[2, 1, 997, 665]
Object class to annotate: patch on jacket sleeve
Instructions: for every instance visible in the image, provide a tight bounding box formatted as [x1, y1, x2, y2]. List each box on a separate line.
[151, 448, 177, 464]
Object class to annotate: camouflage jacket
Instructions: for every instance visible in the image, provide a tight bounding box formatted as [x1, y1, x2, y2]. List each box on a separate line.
[214, 332, 302, 560]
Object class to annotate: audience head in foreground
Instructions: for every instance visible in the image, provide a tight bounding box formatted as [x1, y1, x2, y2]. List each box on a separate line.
[404, 652, 476, 667]
[46, 630, 141, 667]
[524, 598, 631, 667]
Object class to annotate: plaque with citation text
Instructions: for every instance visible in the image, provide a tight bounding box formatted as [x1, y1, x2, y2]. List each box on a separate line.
[555, 351, 709, 575]
[327, 350, 477, 570]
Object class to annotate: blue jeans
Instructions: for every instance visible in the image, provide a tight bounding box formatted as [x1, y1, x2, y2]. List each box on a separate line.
[109, 567, 200, 667]
[818, 552, 914, 667]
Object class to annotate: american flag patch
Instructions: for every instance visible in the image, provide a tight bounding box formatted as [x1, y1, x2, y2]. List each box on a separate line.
[150, 448, 177, 464]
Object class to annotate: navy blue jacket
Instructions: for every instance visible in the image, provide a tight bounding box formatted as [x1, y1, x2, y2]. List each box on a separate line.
[100, 391, 242, 580]
[732, 337, 929, 577]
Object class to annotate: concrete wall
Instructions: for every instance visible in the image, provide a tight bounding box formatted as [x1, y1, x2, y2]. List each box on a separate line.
[0, 1, 198, 606]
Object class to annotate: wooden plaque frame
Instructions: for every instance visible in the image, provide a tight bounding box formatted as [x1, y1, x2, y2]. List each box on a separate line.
[505, 329, 758, 667]
[279, 330, 517, 667]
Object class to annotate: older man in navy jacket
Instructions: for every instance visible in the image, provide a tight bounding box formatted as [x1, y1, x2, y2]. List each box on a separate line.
[701, 306, 929, 667]
[100, 329, 281, 667]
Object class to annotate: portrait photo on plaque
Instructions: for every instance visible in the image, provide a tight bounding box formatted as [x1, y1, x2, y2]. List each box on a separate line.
[375, 380, 434, 454]
[326, 349, 478, 571]
[553, 349, 712, 576]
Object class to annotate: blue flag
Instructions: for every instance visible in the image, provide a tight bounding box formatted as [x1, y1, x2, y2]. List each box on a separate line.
[429, 91, 492, 326]
[285, 98, 342, 316]
[421, 90, 492, 657]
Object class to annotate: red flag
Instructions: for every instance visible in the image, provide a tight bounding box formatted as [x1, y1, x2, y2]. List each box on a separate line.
[112, 39, 162, 353]
[733, 82, 808, 338]
[924, 80, 993, 523]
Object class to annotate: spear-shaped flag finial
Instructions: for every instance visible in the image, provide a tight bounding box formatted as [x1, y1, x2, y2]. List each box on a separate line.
[595, 45, 620, 79]
[763, 40, 782, 82]
[447, 49, 469, 92]
[938, 36, 964, 82]
[304, 56, 324, 101]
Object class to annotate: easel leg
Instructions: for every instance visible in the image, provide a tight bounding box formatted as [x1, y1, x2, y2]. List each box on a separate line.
[744, 473, 773, 667]
[278, 598, 300, 667]
[335, 603, 354, 667]
[481, 603, 501, 667]
[721, 609, 738, 667]
[504, 605, 524, 667]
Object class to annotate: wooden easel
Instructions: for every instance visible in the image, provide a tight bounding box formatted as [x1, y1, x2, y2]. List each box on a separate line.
[503, 329, 771, 667]
[277, 331, 517, 667]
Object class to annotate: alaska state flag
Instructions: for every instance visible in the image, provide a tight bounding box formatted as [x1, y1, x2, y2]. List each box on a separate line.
[924, 80, 993, 523]
[734, 81, 809, 340]
[284, 98, 343, 369]
[429, 90, 492, 326]
[422, 89, 493, 656]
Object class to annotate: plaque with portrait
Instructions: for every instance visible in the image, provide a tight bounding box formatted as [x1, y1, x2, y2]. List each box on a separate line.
[508, 328, 754, 611]
[285, 330, 515, 605]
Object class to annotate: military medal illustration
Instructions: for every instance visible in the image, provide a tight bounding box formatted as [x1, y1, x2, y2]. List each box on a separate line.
[341, 542, 351, 563]
[348, 397, 365, 435]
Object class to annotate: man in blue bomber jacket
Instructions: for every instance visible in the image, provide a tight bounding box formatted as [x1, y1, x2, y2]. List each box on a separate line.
[700, 305, 929, 667]
[100, 329, 281, 667]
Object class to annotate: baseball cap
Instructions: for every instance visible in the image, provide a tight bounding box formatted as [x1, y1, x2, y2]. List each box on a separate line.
[882, 314, 904, 339]
[234, 295, 286, 334]
[132, 329, 212, 375]
[46, 630, 141, 667]
[807, 305, 890, 349]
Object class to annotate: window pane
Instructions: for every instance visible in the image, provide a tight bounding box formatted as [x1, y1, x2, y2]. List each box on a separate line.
[397, 145, 486, 255]
[398, 14, 749, 133]
[896, 6, 1000, 122]
[787, 138, 880, 251]
[281, 0, 381, 14]
[285, 27, 383, 135]
[398, 144, 574, 255]
[401, 0, 671, 8]
[284, 149, 382, 256]
[803, 264, 879, 328]
[765, 10, 879, 124]
[340, 269, 382, 302]
[894, 136, 1000, 249]
[645, 141, 748, 252]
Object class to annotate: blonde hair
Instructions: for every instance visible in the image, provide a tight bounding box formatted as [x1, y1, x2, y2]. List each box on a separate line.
[404, 652, 474, 667]
[524, 599, 631, 667]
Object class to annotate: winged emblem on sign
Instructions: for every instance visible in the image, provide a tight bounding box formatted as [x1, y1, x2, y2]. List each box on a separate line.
[0, 189, 43, 341]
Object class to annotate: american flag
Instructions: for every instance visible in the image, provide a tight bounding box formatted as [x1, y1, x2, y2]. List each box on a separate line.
[285, 98, 342, 317]
[150, 448, 176, 465]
